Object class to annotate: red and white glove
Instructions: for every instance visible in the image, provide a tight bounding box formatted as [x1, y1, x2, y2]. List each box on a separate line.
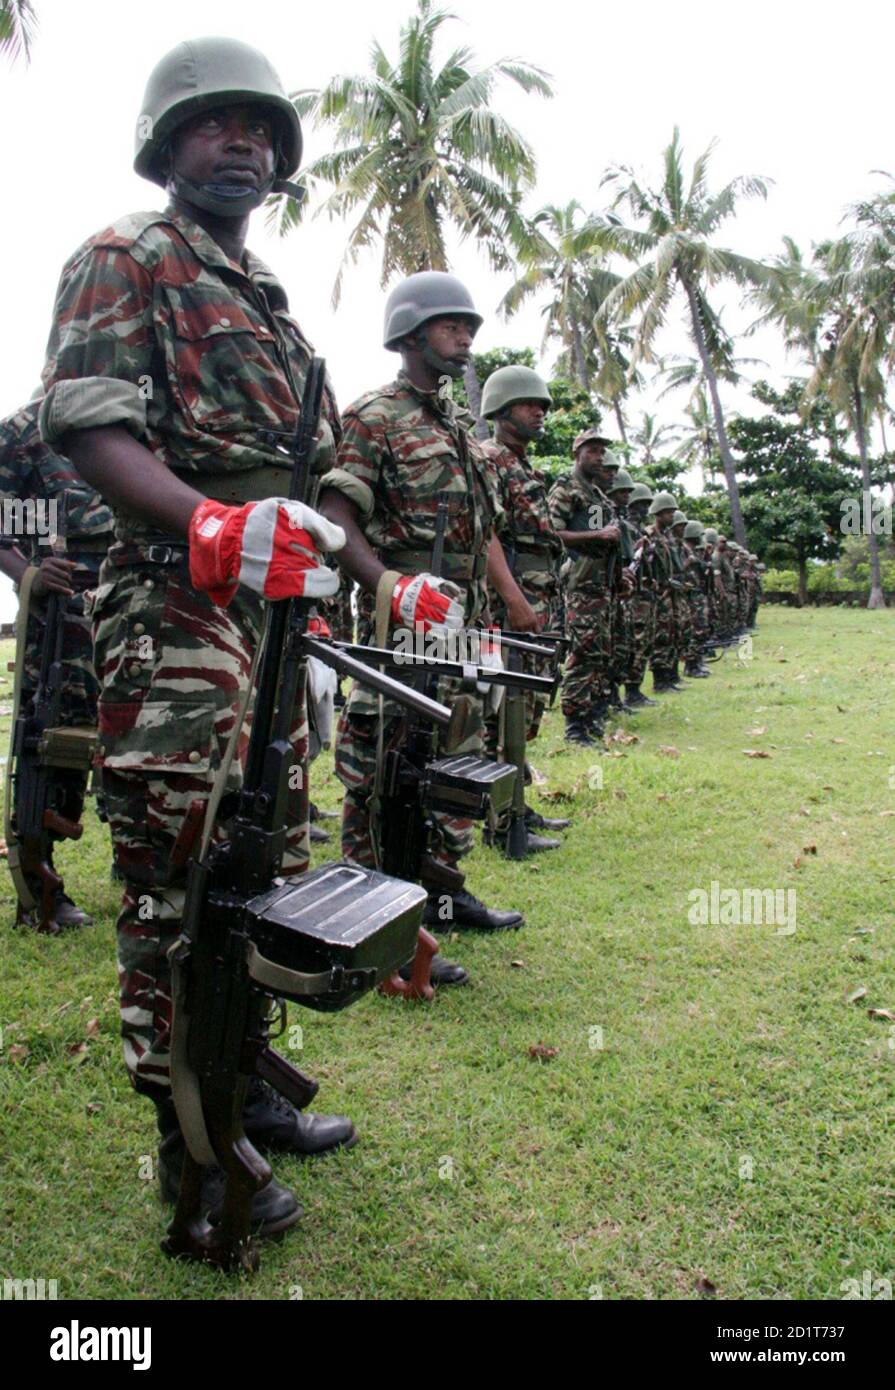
[188, 497, 345, 607]
[390, 572, 464, 634]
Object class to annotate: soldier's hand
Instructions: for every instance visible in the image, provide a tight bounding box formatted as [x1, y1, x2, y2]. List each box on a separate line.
[506, 593, 539, 632]
[597, 524, 620, 543]
[391, 573, 464, 634]
[32, 557, 76, 599]
[188, 497, 345, 606]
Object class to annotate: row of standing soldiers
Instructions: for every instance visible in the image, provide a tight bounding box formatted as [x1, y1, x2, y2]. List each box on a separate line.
[1, 33, 764, 1249]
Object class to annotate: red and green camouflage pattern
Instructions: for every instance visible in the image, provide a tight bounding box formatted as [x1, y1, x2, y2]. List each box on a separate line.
[548, 465, 621, 720]
[483, 437, 560, 746]
[39, 205, 328, 1094]
[39, 206, 339, 540]
[323, 373, 501, 875]
[0, 399, 113, 547]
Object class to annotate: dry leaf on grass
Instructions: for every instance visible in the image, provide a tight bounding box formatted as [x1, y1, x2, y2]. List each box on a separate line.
[868, 1008, 895, 1023]
[695, 1274, 717, 1296]
[527, 1042, 558, 1061]
[657, 745, 680, 758]
[793, 856, 803, 869]
[656, 793, 669, 802]
[510, 960, 526, 969]
[66, 1041, 88, 1059]
[8, 1044, 29, 1064]
[802, 843, 818, 856]
[85, 1018, 100, 1038]
[845, 986, 868, 1005]
[831, 738, 846, 745]
[742, 749, 771, 759]
[748, 725, 767, 736]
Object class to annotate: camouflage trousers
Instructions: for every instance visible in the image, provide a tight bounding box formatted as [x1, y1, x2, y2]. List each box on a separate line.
[91, 546, 309, 1095]
[683, 587, 710, 662]
[335, 683, 485, 873]
[650, 587, 679, 678]
[15, 548, 105, 860]
[560, 587, 613, 719]
[484, 579, 555, 752]
[624, 589, 655, 687]
[737, 581, 750, 629]
[609, 591, 631, 690]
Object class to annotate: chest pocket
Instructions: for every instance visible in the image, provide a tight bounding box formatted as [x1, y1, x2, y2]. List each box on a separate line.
[384, 430, 461, 494]
[159, 286, 297, 437]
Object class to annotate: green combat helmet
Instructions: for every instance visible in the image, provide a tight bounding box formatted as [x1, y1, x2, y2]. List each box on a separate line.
[629, 482, 654, 505]
[608, 468, 635, 493]
[648, 491, 678, 516]
[134, 37, 304, 215]
[683, 520, 705, 540]
[703, 527, 719, 544]
[481, 366, 551, 419]
[572, 428, 614, 454]
[383, 272, 482, 378]
[672, 509, 687, 526]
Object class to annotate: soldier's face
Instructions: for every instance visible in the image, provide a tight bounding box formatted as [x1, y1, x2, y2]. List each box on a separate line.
[655, 508, 675, 531]
[673, 524, 685, 539]
[425, 317, 477, 368]
[171, 104, 276, 193]
[577, 442, 607, 480]
[509, 400, 547, 439]
[612, 489, 633, 508]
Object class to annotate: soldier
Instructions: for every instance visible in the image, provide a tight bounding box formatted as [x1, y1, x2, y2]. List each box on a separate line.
[479, 364, 569, 850]
[715, 535, 739, 640]
[669, 509, 693, 679]
[646, 491, 685, 693]
[606, 467, 637, 713]
[38, 37, 359, 1237]
[680, 518, 711, 678]
[702, 526, 723, 640]
[547, 431, 626, 745]
[0, 399, 113, 929]
[319, 271, 534, 947]
[622, 481, 657, 709]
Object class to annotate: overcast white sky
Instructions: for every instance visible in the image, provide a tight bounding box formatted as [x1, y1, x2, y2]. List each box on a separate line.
[1, 0, 893, 618]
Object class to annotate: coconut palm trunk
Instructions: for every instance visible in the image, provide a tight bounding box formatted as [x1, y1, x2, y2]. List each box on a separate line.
[853, 384, 886, 608]
[681, 272, 747, 545]
[613, 400, 628, 444]
[464, 360, 488, 440]
[570, 318, 591, 393]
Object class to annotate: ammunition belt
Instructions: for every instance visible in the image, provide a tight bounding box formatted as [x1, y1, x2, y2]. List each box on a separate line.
[382, 548, 487, 583]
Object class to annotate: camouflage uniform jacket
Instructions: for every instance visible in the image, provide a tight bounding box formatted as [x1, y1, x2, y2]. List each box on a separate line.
[547, 466, 618, 592]
[483, 436, 560, 612]
[321, 370, 501, 638]
[0, 400, 113, 554]
[39, 205, 339, 542]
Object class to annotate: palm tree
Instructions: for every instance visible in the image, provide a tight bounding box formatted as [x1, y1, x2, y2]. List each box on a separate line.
[806, 235, 888, 608]
[631, 411, 678, 467]
[498, 201, 607, 394]
[596, 128, 772, 545]
[673, 388, 719, 486]
[0, 0, 37, 63]
[271, 0, 552, 429]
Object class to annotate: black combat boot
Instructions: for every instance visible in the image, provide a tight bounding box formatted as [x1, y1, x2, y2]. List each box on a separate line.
[242, 1077, 357, 1156]
[399, 955, 469, 987]
[423, 888, 523, 932]
[564, 717, 594, 746]
[155, 1099, 303, 1238]
[524, 804, 571, 831]
[490, 825, 561, 854]
[624, 684, 657, 708]
[588, 699, 609, 738]
[684, 659, 710, 678]
[606, 684, 623, 712]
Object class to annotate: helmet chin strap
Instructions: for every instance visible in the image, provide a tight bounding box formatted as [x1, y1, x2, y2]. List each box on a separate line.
[166, 169, 305, 218]
[420, 342, 467, 380]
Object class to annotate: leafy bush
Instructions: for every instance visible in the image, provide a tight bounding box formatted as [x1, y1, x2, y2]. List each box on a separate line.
[763, 568, 798, 592]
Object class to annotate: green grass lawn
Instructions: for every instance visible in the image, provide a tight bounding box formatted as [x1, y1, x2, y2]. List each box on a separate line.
[1, 606, 893, 1301]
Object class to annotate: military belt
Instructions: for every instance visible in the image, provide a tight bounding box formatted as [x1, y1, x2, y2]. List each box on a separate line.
[67, 533, 113, 553]
[511, 551, 555, 576]
[382, 549, 487, 582]
[184, 464, 295, 505]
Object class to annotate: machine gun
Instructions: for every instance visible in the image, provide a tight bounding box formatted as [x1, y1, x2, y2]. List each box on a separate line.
[162, 365, 552, 1273]
[5, 495, 97, 933]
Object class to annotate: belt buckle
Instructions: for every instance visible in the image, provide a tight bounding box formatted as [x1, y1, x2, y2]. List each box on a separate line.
[147, 545, 172, 565]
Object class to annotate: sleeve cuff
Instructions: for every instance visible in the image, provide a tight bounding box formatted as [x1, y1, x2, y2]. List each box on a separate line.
[39, 377, 148, 445]
[317, 467, 375, 521]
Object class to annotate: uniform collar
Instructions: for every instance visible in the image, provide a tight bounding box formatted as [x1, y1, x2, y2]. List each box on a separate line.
[163, 205, 288, 307]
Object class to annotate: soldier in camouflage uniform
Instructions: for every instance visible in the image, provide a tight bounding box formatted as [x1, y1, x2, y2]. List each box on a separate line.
[680, 518, 711, 678]
[548, 431, 626, 745]
[320, 271, 534, 953]
[622, 481, 658, 708]
[0, 399, 114, 929]
[606, 468, 637, 713]
[479, 364, 569, 848]
[39, 37, 357, 1237]
[702, 527, 723, 640]
[669, 510, 693, 680]
[646, 491, 685, 693]
[714, 536, 739, 640]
